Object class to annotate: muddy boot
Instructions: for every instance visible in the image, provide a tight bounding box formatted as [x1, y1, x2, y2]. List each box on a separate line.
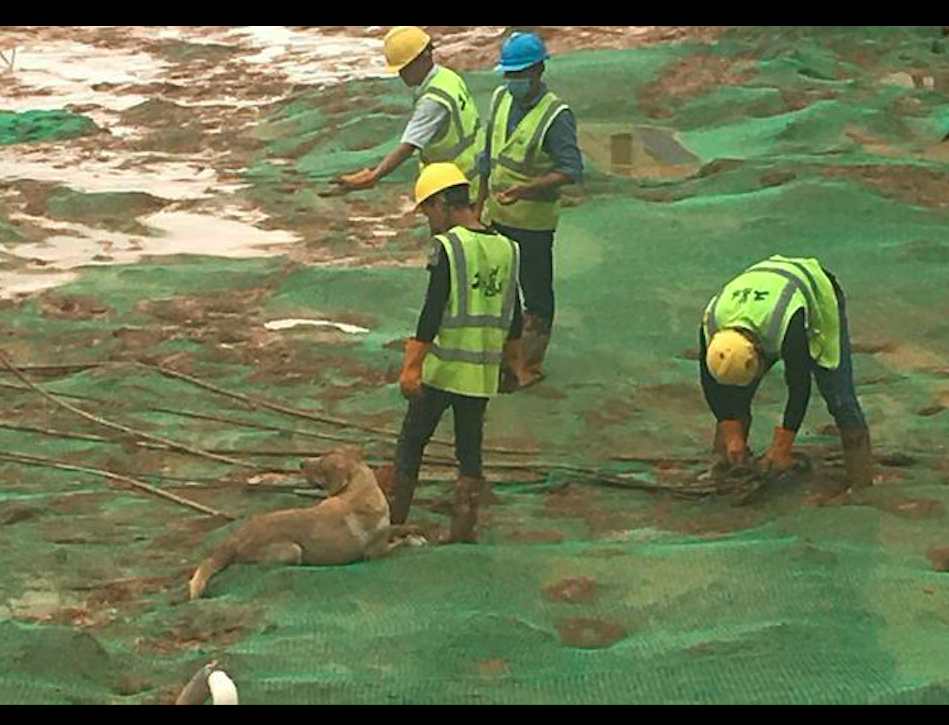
[448, 477, 482, 544]
[390, 473, 419, 526]
[521, 314, 552, 387]
[841, 427, 874, 491]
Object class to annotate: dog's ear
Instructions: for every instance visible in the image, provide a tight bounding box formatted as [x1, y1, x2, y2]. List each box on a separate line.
[300, 457, 327, 486]
[336, 445, 364, 462]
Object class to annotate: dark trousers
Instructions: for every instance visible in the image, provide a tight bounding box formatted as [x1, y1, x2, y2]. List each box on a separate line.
[814, 276, 867, 429]
[494, 223, 556, 327]
[394, 385, 489, 481]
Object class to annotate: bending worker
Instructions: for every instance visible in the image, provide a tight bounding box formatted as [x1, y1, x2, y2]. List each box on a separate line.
[701, 256, 874, 492]
[391, 163, 528, 543]
[335, 27, 483, 195]
[477, 31, 583, 386]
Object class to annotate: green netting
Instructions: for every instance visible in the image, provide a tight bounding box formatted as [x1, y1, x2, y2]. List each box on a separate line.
[1, 26, 949, 704]
[0, 111, 99, 146]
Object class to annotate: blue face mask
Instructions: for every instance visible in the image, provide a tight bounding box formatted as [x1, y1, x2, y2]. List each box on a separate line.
[506, 78, 534, 101]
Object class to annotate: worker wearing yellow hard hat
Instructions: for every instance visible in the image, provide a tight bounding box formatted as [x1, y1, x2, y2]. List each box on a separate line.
[701, 256, 873, 492]
[334, 27, 483, 197]
[389, 163, 529, 543]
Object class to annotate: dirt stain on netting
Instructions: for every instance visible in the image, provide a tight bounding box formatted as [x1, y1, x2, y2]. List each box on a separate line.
[544, 577, 599, 605]
[555, 618, 626, 650]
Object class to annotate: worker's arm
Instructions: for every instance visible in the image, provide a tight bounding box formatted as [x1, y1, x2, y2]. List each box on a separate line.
[496, 171, 574, 205]
[781, 310, 813, 433]
[336, 144, 416, 190]
[414, 244, 451, 343]
[374, 143, 417, 182]
[338, 101, 449, 190]
[496, 110, 583, 205]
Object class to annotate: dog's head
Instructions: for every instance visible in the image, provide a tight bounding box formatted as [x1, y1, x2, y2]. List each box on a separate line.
[301, 447, 363, 495]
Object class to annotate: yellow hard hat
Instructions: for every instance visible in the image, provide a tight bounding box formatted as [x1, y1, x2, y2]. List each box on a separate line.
[384, 26, 432, 73]
[707, 329, 760, 387]
[415, 163, 470, 207]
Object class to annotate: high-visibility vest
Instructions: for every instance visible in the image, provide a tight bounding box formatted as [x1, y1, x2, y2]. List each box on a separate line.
[484, 87, 570, 232]
[422, 226, 521, 398]
[704, 256, 842, 370]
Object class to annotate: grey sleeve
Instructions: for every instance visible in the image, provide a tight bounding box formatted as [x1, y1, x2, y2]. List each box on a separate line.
[401, 99, 451, 150]
[542, 109, 584, 181]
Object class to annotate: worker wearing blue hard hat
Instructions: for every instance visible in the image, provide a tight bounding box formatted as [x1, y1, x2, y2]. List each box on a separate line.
[477, 30, 583, 388]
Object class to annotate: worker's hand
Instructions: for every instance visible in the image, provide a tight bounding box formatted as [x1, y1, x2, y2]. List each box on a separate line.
[724, 446, 751, 468]
[399, 339, 430, 401]
[496, 185, 531, 206]
[336, 168, 377, 190]
[499, 366, 520, 395]
[400, 374, 424, 401]
[759, 448, 795, 477]
[759, 427, 797, 477]
[716, 420, 750, 468]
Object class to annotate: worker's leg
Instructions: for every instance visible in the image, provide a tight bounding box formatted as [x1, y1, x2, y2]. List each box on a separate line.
[448, 394, 490, 543]
[392, 386, 452, 524]
[450, 393, 489, 480]
[496, 223, 555, 381]
[813, 277, 873, 489]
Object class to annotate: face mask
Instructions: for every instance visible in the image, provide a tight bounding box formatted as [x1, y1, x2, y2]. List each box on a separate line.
[506, 78, 534, 101]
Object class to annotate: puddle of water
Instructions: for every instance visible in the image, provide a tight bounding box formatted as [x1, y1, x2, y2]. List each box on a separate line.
[265, 319, 370, 335]
[223, 26, 386, 85]
[0, 269, 78, 298]
[2, 40, 167, 114]
[7, 210, 300, 271]
[0, 149, 240, 200]
[0, 27, 406, 298]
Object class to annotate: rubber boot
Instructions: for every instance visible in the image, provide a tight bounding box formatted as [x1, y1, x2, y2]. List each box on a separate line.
[521, 314, 552, 386]
[841, 427, 874, 491]
[448, 477, 482, 544]
[390, 473, 419, 526]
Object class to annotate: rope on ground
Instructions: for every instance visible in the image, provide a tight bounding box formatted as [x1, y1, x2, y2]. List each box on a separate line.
[0, 354, 275, 473]
[0, 362, 540, 457]
[0, 380, 360, 446]
[0, 362, 780, 498]
[0, 451, 234, 520]
[143, 362, 540, 457]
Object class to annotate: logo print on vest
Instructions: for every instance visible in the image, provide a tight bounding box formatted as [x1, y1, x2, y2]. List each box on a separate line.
[732, 289, 771, 304]
[473, 268, 504, 298]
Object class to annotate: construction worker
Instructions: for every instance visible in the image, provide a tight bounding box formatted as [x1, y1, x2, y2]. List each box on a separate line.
[335, 27, 483, 195]
[477, 31, 583, 387]
[391, 163, 528, 543]
[701, 256, 874, 492]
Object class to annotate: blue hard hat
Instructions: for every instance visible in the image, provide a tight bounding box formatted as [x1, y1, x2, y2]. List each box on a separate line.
[495, 32, 549, 73]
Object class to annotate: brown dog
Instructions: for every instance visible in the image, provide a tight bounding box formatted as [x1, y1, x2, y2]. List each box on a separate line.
[189, 450, 420, 600]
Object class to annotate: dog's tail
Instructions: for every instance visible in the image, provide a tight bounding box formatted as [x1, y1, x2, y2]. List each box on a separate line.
[189, 541, 239, 600]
